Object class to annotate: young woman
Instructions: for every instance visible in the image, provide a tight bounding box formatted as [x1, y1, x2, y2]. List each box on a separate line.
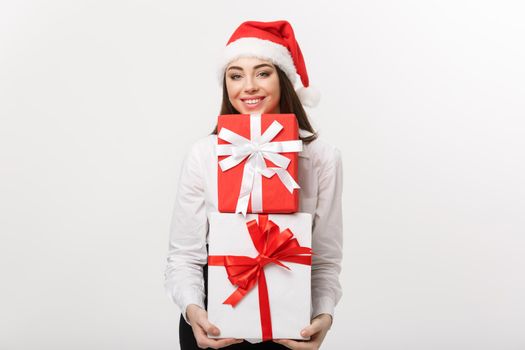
[165, 20, 343, 350]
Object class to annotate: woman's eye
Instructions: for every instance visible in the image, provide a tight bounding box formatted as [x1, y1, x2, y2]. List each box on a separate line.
[229, 74, 242, 80]
[258, 71, 270, 77]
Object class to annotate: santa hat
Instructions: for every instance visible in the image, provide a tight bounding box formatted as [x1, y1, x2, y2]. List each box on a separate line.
[219, 20, 320, 108]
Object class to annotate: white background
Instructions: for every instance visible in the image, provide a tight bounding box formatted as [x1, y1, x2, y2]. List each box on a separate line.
[1, 1, 524, 349]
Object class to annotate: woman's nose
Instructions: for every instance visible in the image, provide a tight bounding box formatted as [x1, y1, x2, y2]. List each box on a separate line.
[243, 76, 258, 92]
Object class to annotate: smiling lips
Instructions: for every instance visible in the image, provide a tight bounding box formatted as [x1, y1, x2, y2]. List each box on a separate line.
[241, 96, 266, 108]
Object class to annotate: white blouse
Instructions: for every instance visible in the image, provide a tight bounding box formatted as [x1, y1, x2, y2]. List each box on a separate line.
[164, 131, 343, 324]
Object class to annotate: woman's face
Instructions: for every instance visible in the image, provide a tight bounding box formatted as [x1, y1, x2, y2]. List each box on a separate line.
[225, 57, 281, 114]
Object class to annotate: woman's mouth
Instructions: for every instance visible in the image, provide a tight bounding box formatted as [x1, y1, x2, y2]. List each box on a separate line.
[241, 96, 266, 109]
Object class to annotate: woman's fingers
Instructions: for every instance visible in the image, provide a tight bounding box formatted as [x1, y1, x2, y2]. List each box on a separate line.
[301, 313, 332, 339]
[193, 317, 243, 349]
[300, 318, 323, 338]
[210, 338, 244, 348]
[197, 338, 243, 349]
[191, 323, 209, 347]
[187, 305, 244, 348]
[193, 324, 242, 349]
[200, 318, 220, 337]
[274, 314, 333, 349]
[190, 308, 220, 336]
[198, 336, 243, 349]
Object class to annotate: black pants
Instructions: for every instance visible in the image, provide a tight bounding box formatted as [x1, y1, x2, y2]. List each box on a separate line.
[179, 262, 288, 350]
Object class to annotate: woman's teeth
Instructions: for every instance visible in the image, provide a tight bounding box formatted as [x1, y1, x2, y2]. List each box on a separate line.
[245, 98, 262, 105]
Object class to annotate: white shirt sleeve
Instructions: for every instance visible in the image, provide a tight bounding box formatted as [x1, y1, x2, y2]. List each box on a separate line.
[164, 142, 208, 324]
[311, 147, 343, 320]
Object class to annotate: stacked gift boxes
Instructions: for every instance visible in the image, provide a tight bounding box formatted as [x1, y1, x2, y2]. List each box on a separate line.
[208, 113, 313, 342]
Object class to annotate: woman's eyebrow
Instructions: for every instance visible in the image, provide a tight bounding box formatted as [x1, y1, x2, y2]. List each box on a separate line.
[227, 64, 274, 72]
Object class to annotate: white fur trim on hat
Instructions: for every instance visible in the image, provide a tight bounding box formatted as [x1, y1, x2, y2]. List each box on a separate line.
[219, 37, 298, 85]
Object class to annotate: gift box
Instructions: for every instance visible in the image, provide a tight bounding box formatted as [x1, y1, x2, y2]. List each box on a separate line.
[207, 212, 312, 342]
[216, 114, 303, 215]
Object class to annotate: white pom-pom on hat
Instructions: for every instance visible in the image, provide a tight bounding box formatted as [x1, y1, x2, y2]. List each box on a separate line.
[219, 20, 320, 108]
[296, 85, 321, 108]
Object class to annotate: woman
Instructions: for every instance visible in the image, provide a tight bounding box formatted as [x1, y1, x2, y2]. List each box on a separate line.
[165, 20, 343, 349]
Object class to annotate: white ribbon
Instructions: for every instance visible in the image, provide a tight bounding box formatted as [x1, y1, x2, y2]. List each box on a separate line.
[216, 114, 303, 215]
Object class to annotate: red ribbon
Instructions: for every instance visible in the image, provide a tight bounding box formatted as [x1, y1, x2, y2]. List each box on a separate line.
[208, 214, 313, 341]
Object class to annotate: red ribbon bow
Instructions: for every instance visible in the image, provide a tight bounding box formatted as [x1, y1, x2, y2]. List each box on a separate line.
[208, 214, 313, 341]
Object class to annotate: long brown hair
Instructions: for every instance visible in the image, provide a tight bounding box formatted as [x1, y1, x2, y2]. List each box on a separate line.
[212, 64, 318, 144]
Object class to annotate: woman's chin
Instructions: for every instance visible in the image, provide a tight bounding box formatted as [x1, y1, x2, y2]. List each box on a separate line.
[238, 107, 264, 114]
[234, 107, 280, 115]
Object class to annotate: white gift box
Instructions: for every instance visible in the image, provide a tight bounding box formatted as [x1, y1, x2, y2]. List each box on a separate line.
[207, 212, 312, 342]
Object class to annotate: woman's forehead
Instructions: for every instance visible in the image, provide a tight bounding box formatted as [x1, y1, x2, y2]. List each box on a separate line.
[226, 56, 275, 70]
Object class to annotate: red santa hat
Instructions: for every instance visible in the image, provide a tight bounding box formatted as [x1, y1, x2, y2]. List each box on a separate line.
[219, 20, 320, 108]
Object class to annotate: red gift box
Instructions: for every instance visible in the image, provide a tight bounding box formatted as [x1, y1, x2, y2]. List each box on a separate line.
[217, 113, 302, 215]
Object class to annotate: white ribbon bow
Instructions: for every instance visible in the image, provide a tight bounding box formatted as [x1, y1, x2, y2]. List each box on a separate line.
[216, 114, 303, 215]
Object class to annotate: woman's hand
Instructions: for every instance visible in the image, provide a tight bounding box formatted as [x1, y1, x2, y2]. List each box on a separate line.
[273, 313, 333, 350]
[186, 304, 244, 349]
